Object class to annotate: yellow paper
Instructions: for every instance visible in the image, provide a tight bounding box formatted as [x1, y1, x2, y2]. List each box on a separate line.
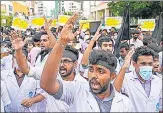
[12, 17, 29, 30]
[79, 20, 90, 30]
[139, 19, 155, 31]
[105, 17, 122, 27]
[58, 15, 70, 25]
[31, 17, 45, 27]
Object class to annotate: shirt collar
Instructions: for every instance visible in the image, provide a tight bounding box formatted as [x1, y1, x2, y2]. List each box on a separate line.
[119, 56, 124, 61]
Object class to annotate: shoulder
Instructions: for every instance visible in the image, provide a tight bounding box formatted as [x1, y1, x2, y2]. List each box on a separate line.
[1, 69, 13, 80]
[75, 73, 88, 83]
[152, 75, 162, 83]
[115, 91, 132, 106]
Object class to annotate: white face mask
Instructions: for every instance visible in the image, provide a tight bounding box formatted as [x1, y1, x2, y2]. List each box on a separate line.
[84, 35, 89, 41]
[26, 31, 31, 35]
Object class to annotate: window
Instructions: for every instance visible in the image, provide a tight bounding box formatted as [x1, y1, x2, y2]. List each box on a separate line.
[9, 13, 12, 16]
[9, 5, 12, 11]
[72, 6, 76, 8]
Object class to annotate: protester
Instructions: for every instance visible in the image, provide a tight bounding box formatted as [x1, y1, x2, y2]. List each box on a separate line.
[40, 13, 135, 112]
[114, 46, 162, 112]
[1, 50, 46, 112]
[129, 30, 143, 48]
[1, 8, 162, 112]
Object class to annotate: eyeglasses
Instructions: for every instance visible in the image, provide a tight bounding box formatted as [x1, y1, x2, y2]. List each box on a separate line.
[60, 59, 74, 65]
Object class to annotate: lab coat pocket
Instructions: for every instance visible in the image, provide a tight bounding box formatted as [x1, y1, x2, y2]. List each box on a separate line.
[148, 97, 159, 112]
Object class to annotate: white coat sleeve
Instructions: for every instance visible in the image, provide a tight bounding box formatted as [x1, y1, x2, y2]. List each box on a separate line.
[28, 66, 43, 80]
[1, 70, 10, 81]
[1, 81, 11, 108]
[50, 80, 78, 106]
[35, 80, 47, 112]
[120, 75, 129, 97]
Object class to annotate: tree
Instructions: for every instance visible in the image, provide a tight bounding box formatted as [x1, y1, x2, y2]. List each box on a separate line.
[0, 11, 13, 26]
[108, 1, 163, 18]
[64, 12, 73, 16]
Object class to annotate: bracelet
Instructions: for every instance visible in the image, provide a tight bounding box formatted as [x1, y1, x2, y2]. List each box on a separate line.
[57, 41, 66, 48]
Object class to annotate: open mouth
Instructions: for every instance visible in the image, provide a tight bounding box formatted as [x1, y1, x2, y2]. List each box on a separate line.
[90, 80, 100, 90]
[59, 68, 67, 74]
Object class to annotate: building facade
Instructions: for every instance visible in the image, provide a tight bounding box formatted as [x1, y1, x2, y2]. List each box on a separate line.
[1, 1, 13, 16]
[90, 1, 113, 24]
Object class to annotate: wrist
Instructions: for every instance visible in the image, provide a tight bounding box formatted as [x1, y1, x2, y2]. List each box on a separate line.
[57, 40, 67, 48]
[91, 39, 96, 42]
[15, 48, 22, 52]
[121, 65, 128, 69]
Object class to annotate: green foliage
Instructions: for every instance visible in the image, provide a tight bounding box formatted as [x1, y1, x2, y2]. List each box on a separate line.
[64, 12, 73, 16]
[0, 11, 13, 26]
[108, 1, 163, 18]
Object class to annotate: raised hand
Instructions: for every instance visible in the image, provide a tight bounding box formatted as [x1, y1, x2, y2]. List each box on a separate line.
[43, 16, 52, 31]
[58, 13, 79, 46]
[122, 48, 135, 69]
[10, 31, 25, 50]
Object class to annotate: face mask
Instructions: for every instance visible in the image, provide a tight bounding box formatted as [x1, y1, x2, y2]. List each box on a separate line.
[139, 66, 153, 80]
[26, 31, 31, 36]
[84, 35, 89, 41]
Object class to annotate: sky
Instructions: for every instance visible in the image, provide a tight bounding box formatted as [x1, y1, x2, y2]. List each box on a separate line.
[43, 1, 90, 17]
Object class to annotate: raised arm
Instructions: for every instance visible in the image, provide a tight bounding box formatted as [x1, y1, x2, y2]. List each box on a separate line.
[40, 13, 78, 94]
[81, 25, 101, 67]
[43, 16, 56, 48]
[10, 31, 29, 74]
[113, 49, 134, 92]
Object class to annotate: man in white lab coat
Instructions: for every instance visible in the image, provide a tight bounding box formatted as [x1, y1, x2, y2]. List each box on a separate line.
[40, 14, 135, 112]
[1, 50, 46, 112]
[114, 46, 162, 112]
[9, 21, 72, 112]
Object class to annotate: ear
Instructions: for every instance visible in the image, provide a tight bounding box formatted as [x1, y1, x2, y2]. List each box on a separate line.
[110, 73, 116, 81]
[73, 61, 78, 68]
[132, 61, 137, 68]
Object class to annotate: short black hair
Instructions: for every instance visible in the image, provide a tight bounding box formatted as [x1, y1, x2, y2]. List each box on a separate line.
[120, 42, 129, 50]
[89, 49, 117, 72]
[33, 32, 42, 42]
[26, 40, 34, 46]
[132, 30, 140, 35]
[151, 38, 157, 43]
[133, 46, 155, 62]
[65, 45, 79, 60]
[32, 32, 48, 42]
[147, 43, 159, 53]
[143, 36, 152, 46]
[41, 26, 45, 30]
[153, 51, 159, 58]
[102, 29, 108, 32]
[98, 35, 114, 48]
[51, 27, 56, 33]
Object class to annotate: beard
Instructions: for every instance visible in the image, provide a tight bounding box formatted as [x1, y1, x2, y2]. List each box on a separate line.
[89, 77, 110, 94]
[59, 67, 74, 77]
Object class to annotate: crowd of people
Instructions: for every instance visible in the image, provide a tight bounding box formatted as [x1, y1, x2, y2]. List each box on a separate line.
[1, 13, 162, 112]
